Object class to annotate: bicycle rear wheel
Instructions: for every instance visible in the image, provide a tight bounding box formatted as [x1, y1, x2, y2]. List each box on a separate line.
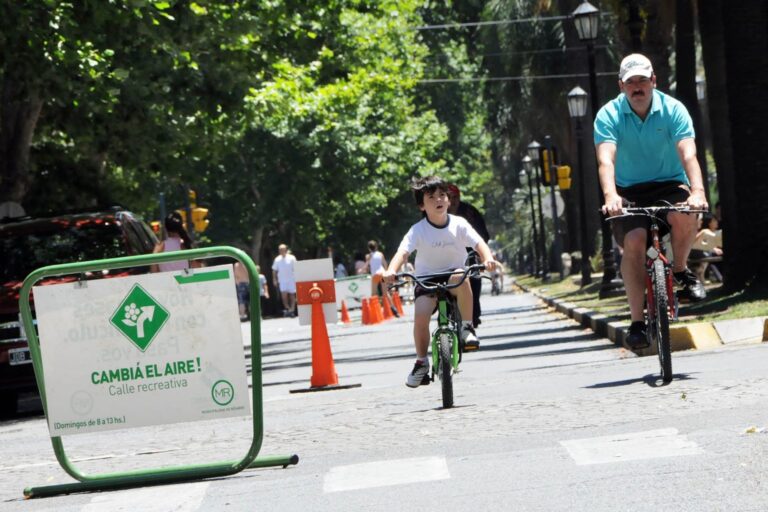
[652, 259, 673, 383]
[438, 331, 454, 408]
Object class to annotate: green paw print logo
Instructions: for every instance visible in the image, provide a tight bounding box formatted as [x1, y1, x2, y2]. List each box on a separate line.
[110, 284, 170, 351]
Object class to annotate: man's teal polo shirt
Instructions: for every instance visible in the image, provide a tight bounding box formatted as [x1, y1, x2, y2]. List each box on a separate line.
[594, 89, 695, 187]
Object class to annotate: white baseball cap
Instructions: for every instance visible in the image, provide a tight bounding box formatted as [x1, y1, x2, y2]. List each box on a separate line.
[619, 54, 653, 82]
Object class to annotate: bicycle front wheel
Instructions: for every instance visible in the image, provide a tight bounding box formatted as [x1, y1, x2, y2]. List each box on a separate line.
[438, 332, 454, 408]
[652, 259, 673, 383]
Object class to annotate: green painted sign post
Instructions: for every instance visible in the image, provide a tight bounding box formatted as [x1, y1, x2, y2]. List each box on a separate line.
[19, 246, 298, 498]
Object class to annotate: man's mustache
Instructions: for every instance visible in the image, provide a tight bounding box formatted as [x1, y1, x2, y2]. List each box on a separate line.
[632, 90, 645, 97]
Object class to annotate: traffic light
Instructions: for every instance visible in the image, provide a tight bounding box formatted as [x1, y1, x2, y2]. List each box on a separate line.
[557, 165, 572, 190]
[542, 149, 552, 184]
[191, 207, 209, 233]
[175, 209, 190, 230]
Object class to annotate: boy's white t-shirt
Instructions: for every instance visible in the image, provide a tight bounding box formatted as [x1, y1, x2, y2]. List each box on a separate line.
[398, 214, 482, 275]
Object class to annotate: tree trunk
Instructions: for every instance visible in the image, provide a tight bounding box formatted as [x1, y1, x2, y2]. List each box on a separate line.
[675, 0, 709, 201]
[0, 78, 43, 204]
[697, 0, 737, 288]
[719, 0, 768, 288]
[643, 0, 675, 91]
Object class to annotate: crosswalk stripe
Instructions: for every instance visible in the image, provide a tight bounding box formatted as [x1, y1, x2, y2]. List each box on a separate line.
[82, 481, 209, 512]
[323, 456, 450, 493]
[560, 427, 704, 465]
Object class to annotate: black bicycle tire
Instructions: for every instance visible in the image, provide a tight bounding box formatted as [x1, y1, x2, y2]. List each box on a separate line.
[439, 331, 454, 408]
[653, 259, 673, 383]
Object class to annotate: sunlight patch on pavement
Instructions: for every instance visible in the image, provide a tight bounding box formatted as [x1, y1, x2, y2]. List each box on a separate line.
[323, 456, 450, 493]
[561, 427, 704, 465]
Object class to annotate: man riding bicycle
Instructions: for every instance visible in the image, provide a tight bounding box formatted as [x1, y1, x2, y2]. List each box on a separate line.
[594, 53, 708, 350]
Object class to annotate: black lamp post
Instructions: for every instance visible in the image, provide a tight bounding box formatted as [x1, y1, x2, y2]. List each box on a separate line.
[543, 135, 564, 280]
[520, 156, 540, 277]
[527, 140, 548, 279]
[567, 86, 592, 286]
[572, 0, 621, 297]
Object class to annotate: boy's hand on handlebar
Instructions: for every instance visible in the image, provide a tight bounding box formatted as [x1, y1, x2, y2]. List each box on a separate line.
[382, 269, 397, 283]
[483, 259, 497, 272]
[602, 192, 624, 216]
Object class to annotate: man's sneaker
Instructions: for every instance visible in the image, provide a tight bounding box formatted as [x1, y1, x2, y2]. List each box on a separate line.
[625, 321, 650, 350]
[406, 360, 430, 388]
[461, 324, 480, 351]
[674, 267, 706, 302]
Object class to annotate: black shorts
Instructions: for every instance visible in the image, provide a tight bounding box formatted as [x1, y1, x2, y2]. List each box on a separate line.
[610, 181, 690, 246]
[413, 274, 451, 300]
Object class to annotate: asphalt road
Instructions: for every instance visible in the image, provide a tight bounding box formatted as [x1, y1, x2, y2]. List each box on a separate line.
[2, 284, 768, 511]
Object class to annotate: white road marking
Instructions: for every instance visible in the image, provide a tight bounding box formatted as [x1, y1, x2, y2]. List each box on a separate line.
[323, 456, 450, 493]
[82, 481, 209, 512]
[561, 427, 704, 465]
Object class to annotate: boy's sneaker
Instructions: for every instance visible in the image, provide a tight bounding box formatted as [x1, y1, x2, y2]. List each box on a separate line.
[674, 268, 706, 302]
[406, 360, 430, 388]
[461, 324, 480, 350]
[625, 321, 650, 350]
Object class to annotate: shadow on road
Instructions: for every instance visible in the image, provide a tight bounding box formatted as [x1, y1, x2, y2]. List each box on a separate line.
[479, 331, 601, 351]
[583, 372, 697, 389]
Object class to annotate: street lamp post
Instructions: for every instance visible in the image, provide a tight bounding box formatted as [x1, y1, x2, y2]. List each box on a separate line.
[527, 140, 548, 280]
[543, 135, 564, 280]
[520, 156, 540, 276]
[572, 0, 621, 297]
[567, 86, 592, 286]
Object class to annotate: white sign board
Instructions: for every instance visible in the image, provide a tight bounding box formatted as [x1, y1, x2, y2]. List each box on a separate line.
[294, 258, 336, 326]
[542, 190, 565, 218]
[334, 275, 370, 310]
[33, 265, 250, 436]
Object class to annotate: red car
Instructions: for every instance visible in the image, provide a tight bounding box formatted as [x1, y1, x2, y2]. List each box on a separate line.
[0, 208, 158, 416]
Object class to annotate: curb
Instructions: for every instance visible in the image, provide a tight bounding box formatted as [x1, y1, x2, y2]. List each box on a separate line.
[513, 280, 767, 355]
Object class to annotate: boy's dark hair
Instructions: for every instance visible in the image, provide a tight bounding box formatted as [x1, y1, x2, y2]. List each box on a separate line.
[411, 175, 449, 207]
[367, 240, 378, 251]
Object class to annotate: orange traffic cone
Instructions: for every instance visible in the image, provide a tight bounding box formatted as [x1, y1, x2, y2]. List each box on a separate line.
[361, 298, 370, 325]
[382, 293, 394, 320]
[393, 290, 405, 316]
[309, 296, 338, 387]
[289, 283, 361, 394]
[340, 300, 351, 324]
[370, 296, 383, 324]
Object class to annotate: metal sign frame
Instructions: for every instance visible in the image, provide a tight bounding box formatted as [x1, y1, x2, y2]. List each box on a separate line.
[18, 246, 297, 498]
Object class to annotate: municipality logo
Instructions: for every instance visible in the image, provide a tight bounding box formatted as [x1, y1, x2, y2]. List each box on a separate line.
[110, 284, 170, 351]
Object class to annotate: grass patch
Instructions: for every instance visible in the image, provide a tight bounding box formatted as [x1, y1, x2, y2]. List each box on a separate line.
[512, 273, 768, 325]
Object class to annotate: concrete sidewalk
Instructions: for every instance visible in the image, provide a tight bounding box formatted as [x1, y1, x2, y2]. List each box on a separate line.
[513, 277, 767, 355]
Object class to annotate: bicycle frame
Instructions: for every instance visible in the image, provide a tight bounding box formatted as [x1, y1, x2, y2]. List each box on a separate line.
[432, 292, 460, 375]
[644, 217, 677, 321]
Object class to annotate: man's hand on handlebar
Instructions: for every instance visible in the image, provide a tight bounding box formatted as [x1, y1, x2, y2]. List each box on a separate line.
[685, 188, 708, 210]
[602, 192, 624, 217]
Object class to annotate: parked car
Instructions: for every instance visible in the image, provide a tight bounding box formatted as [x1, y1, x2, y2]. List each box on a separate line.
[0, 208, 158, 415]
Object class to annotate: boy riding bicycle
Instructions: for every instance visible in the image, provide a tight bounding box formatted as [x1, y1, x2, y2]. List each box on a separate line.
[383, 176, 496, 388]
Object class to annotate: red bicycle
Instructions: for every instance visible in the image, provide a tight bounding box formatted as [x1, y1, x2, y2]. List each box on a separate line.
[607, 205, 704, 383]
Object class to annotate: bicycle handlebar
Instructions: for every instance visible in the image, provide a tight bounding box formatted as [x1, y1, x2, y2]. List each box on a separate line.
[389, 264, 487, 292]
[603, 205, 708, 221]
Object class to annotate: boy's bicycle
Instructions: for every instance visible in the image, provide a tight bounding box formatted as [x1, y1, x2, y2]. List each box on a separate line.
[606, 204, 704, 383]
[391, 264, 486, 408]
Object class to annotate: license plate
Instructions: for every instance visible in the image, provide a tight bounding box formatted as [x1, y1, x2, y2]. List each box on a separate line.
[8, 347, 32, 366]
